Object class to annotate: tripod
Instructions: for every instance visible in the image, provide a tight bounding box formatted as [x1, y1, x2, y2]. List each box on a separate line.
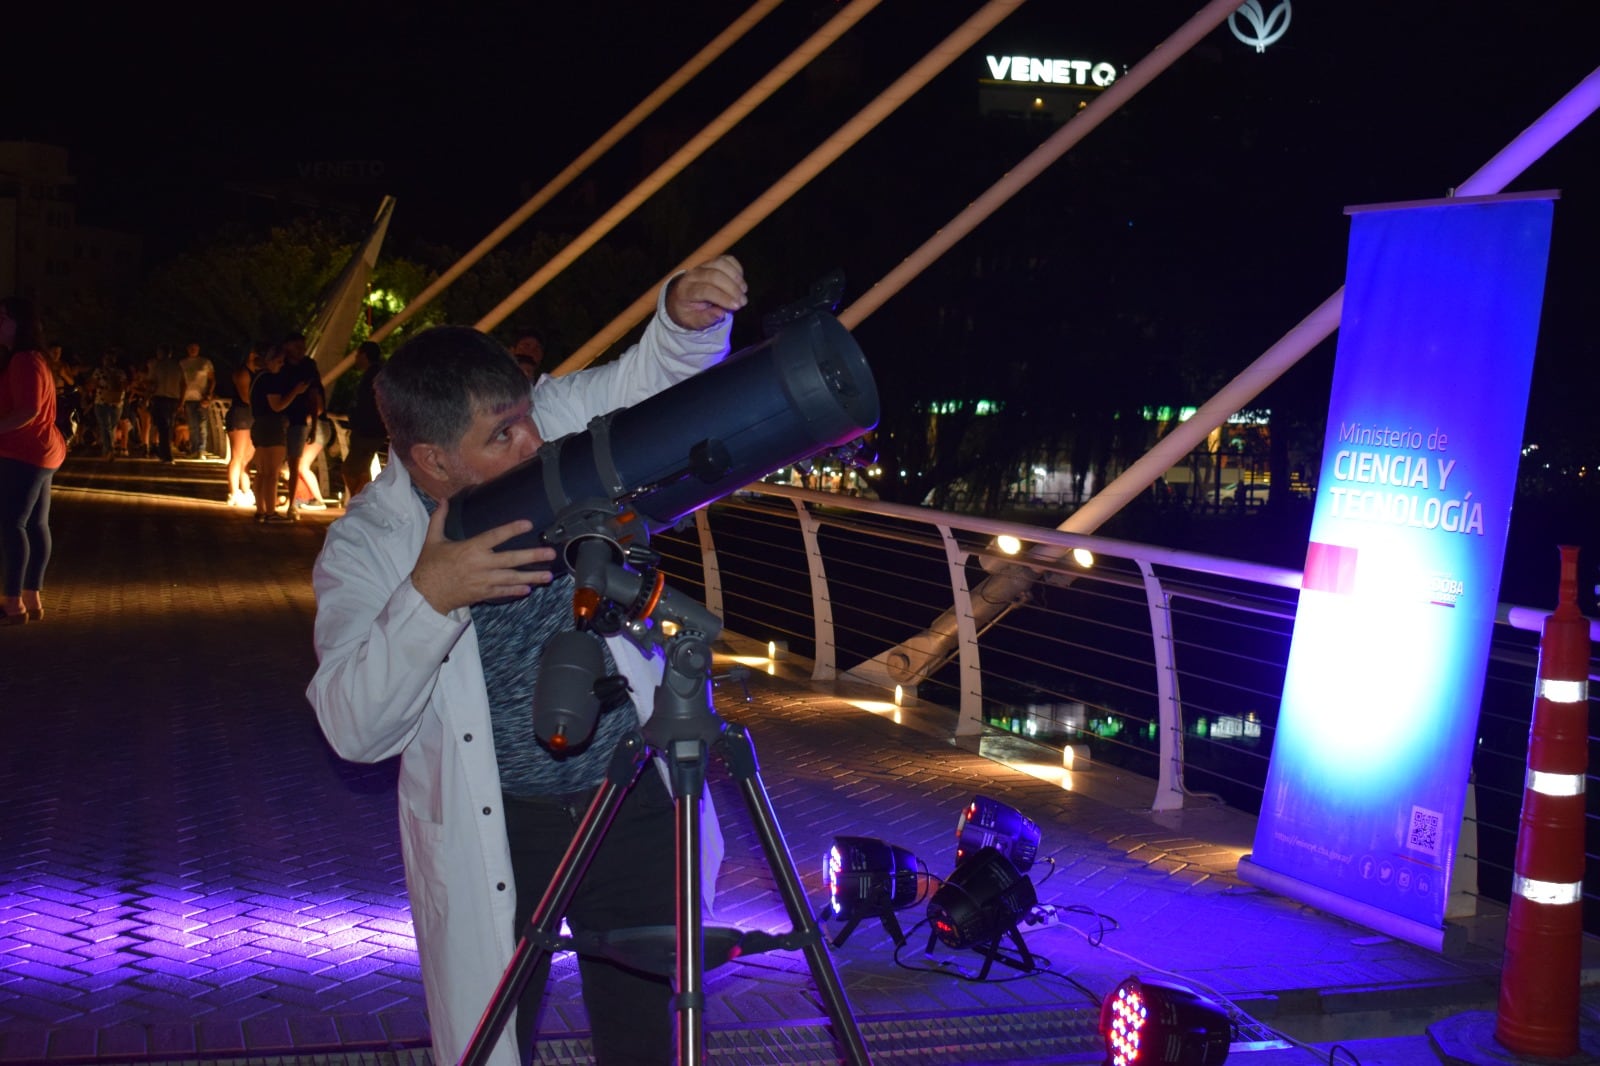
[459, 528, 873, 1066]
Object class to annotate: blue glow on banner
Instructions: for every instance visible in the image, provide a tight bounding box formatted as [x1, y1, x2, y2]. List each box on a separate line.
[1250, 196, 1554, 932]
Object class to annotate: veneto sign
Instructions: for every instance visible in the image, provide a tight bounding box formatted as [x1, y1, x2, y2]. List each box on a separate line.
[983, 55, 1119, 88]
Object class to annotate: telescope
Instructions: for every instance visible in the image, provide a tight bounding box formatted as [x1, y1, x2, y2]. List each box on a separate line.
[443, 302, 878, 560]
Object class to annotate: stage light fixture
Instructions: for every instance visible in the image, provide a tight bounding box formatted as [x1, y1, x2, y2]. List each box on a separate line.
[955, 795, 1041, 873]
[820, 836, 923, 947]
[924, 846, 1037, 980]
[1101, 975, 1232, 1065]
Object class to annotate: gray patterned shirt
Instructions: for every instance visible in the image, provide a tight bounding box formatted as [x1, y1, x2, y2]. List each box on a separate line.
[419, 490, 636, 796]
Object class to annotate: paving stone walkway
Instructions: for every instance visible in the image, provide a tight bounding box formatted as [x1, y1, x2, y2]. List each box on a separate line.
[0, 460, 1578, 1064]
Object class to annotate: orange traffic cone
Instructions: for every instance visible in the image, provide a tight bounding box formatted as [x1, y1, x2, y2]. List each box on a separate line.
[1495, 545, 1591, 1057]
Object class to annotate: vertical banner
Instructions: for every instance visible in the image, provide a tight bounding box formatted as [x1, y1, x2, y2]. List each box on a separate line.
[1239, 193, 1555, 949]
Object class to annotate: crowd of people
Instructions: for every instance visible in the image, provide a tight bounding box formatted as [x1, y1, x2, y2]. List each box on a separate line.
[39, 332, 394, 521]
[50, 341, 212, 463]
[1, 314, 399, 623]
[1, 306, 563, 630]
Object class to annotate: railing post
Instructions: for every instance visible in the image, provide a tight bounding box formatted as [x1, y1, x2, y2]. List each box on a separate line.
[693, 510, 724, 621]
[1137, 560, 1185, 812]
[792, 500, 838, 681]
[937, 524, 985, 737]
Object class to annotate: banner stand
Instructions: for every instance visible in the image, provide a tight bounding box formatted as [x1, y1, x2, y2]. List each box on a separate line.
[1238, 857, 1467, 954]
[1237, 192, 1557, 953]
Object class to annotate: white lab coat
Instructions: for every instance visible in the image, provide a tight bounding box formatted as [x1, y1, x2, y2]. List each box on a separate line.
[307, 287, 730, 1066]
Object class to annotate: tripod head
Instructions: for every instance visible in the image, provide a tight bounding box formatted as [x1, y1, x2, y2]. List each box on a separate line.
[531, 500, 724, 754]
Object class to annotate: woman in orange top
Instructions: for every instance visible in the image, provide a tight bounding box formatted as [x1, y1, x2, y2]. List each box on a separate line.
[0, 297, 67, 625]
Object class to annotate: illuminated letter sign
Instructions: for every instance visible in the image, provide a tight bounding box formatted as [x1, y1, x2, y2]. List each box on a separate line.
[983, 55, 1118, 88]
[1239, 193, 1556, 951]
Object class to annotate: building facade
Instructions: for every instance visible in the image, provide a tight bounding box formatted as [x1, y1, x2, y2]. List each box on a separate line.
[0, 141, 141, 317]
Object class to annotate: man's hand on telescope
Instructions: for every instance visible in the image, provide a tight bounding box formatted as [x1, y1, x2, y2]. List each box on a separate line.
[411, 499, 557, 616]
[666, 255, 748, 331]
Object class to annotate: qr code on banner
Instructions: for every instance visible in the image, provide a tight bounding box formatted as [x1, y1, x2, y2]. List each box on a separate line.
[1408, 805, 1443, 857]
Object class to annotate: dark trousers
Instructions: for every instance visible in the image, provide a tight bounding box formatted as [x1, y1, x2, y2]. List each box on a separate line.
[94, 403, 123, 457]
[504, 770, 677, 1066]
[343, 433, 387, 500]
[0, 457, 55, 597]
[150, 396, 180, 461]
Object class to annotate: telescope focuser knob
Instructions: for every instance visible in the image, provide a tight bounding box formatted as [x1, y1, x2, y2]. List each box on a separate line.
[573, 586, 603, 627]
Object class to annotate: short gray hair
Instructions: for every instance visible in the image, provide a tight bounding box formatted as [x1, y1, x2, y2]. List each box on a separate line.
[374, 326, 526, 461]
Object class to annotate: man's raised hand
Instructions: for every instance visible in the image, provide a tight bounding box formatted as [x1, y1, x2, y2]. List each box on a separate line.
[666, 255, 748, 331]
[410, 499, 557, 615]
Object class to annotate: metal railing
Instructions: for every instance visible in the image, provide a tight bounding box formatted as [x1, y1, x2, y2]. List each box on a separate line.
[648, 483, 1600, 925]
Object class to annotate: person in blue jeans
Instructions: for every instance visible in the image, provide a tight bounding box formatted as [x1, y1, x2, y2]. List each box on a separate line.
[179, 342, 216, 458]
[0, 297, 68, 625]
[89, 349, 129, 459]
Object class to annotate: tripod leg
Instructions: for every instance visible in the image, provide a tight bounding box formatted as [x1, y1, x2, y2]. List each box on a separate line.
[676, 782, 707, 1066]
[458, 734, 647, 1066]
[719, 723, 874, 1066]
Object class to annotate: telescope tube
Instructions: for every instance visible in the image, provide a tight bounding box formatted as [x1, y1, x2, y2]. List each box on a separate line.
[444, 311, 877, 549]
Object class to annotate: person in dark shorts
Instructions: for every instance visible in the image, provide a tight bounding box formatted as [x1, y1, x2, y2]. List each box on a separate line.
[226, 349, 261, 507]
[249, 346, 305, 522]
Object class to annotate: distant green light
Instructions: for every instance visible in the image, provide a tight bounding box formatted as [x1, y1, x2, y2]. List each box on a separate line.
[366, 288, 405, 314]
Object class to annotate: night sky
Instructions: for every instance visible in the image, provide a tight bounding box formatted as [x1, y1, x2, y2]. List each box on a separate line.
[11, 2, 1596, 247]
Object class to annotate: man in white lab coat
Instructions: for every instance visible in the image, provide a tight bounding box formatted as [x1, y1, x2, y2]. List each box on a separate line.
[307, 256, 747, 1066]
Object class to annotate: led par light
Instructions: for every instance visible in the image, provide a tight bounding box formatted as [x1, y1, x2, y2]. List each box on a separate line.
[955, 795, 1041, 873]
[821, 836, 922, 947]
[1101, 975, 1232, 1065]
[925, 845, 1036, 952]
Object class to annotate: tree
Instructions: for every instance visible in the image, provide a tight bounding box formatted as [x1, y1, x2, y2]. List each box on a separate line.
[74, 218, 442, 391]
[129, 219, 347, 358]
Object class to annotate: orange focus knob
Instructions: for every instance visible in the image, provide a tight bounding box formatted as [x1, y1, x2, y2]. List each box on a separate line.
[573, 586, 602, 624]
